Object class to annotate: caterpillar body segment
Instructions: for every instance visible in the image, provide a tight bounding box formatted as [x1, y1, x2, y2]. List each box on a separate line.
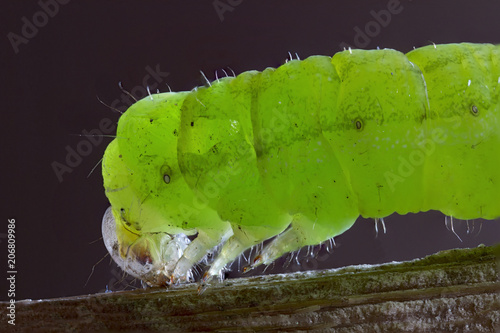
[102, 43, 500, 286]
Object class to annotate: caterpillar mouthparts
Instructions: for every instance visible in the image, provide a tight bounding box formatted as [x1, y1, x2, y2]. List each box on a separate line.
[102, 206, 191, 286]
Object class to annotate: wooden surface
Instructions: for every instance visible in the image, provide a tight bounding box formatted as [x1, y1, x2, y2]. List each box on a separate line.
[2, 244, 499, 332]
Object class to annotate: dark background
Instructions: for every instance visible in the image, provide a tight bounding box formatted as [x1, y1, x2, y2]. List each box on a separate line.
[2, 0, 500, 301]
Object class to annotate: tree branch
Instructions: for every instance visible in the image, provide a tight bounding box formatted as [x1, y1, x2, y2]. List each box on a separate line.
[3, 244, 500, 332]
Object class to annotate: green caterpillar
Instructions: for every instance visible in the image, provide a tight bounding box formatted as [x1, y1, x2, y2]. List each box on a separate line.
[101, 42, 500, 287]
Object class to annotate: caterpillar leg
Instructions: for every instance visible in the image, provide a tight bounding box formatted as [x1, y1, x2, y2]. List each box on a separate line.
[249, 214, 357, 269]
[171, 223, 232, 284]
[202, 223, 287, 283]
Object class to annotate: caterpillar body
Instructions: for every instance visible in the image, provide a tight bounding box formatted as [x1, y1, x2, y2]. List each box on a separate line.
[101, 43, 500, 287]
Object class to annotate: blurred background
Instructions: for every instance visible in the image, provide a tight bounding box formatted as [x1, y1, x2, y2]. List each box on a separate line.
[2, 0, 500, 301]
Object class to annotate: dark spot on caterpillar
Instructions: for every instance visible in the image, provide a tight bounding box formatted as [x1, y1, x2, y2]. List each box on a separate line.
[118, 154, 122, 158]
[355, 118, 363, 131]
[471, 140, 483, 149]
[150, 119, 154, 123]
[161, 165, 172, 184]
[119, 211, 133, 227]
[173, 129, 178, 136]
[470, 104, 479, 116]
[137, 252, 153, 265]
[191, 121, 194, 127]
[294, 123, 298, 127]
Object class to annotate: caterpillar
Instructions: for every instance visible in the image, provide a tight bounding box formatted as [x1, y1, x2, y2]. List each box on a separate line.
[101, 42, 500, 288]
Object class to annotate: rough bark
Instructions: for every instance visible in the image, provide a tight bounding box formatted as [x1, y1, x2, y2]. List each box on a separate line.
[2, 244, 499, 332]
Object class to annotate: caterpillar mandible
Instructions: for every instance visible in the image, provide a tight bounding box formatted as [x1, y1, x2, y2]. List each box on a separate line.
[101, 42, 500, 288]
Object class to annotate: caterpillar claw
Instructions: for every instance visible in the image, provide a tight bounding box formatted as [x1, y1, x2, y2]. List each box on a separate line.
[198, 271, 215, 294]
[253, 254, 263, 266]
[241, 265, 251, 273]
[241, 254, 263, 273]
[169, 274, 188, 286]
[250, 254, 264, 269]
[197, 282, 209, 295]
[202, 271, 212, 283]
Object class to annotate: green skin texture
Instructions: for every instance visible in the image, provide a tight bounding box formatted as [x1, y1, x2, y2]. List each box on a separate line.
[102, 43, 500, 285]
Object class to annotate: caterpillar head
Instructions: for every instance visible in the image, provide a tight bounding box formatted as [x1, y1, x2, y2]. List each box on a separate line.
[101, 92, 198, 285]
[101, 206, 190, 286]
